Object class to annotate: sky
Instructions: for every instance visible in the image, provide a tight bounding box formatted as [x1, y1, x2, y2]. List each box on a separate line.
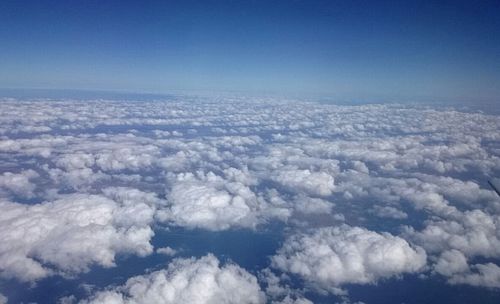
[2, 2, 500, 303]
[1, 0, 500, 102]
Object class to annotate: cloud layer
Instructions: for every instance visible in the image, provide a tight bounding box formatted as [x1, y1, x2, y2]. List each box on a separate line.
[0, 97, 499, 302]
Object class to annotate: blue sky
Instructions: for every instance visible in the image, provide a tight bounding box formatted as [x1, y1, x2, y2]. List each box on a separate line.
[1, 0, 500, 102]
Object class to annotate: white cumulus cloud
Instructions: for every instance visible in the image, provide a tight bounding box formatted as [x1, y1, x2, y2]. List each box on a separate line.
[81, 254, 265, 304]
[272, 225, 427, 291]
[0, 191, 156, 282]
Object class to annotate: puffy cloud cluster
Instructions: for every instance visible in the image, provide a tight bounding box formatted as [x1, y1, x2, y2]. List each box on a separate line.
[259, 268, 314, 304]
[158, 170, 293, 230]
[292, 195, 334, 215]
[0, 169, 38, 197]
[81, 254, 265, 304]
[406, 210, 500, 258]
[272, 225, 427, 291]
[0, 188, 158, 281]
[433, 249, 500, 287]
[405, 208, 500, 287]
[445, 263, 500, 288]
[274, 297, 313, 304]
[371, 205, 408, 219]
[156, 246, 177, 256]
[160, 171, 260, 230]
[270, 169, 335, 197]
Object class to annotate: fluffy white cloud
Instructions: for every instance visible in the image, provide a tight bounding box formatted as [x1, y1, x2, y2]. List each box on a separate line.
[95, 144, 160, 172]
[0, 169, 38, 197]
[434, 250, 500, 287]
[405, 208, 500, 287]
[0, 190, 157, 282]
[433, 249, 470, 277]
[158, 171, 294, 230]
[156, 246, 177, 256]
[406, 209, 500, 258]
[259, 268, 313, 304]
[271, 169, 335, 197]
[445, 263, 500, 288]
[55, 152, 95, 170]
[272, 225, 427, 291]
[81, 254, 265, 304]
[292, 195, 334, 215]
[159, 171, 259, 230]
[273, 296, 313, 304]
[371, 205, 407, 219]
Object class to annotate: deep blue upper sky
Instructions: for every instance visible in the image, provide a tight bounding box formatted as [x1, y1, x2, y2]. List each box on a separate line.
[1, 0, 499, 102]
